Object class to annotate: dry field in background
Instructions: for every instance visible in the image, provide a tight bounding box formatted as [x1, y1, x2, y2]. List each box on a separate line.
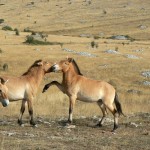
[0, 0, 150, 150]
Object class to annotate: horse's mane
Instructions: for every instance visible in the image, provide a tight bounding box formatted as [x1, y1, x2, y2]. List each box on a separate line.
[72, 59, 83, 76]
[22, 59, 42, 76]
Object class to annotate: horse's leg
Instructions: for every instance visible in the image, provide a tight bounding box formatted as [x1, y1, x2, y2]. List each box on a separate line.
[105, 102, 119, 132]
[43, 81, 64, 93]
[97, 100, 107, 127]
[68, 96, 76, 124]
[18, 99, 26, 126]
[27, 99, 36, 126]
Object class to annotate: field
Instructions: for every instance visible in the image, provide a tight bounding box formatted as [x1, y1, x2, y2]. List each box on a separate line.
[0, 0, 150, 149]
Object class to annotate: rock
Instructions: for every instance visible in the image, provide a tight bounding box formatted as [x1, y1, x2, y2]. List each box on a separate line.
[132, 49, 144, 53]
[143, 81, 150, 86]
[127, 89, 142, 94]
[129, 122, 138, 127]
[105, 118, 114, 123]
[105, 49, 119, 54]
[63, 48, 75, 53]
[7, 132, 16, 136]
[109, 35, 129, 40]
[77, 51, 97, 57]
[138, 25, 148, 30]
[125, 54, 139, 59]
[43, 121, 51, 125]
[79, 34, 91, 38]
[65, 124, 76, 129]
[1, 131, 16, 136]
[63, 48, 97, 57]
[24, 133, 35, 137]
[35, 48, 40, 51]
[141, 71, 150, 78]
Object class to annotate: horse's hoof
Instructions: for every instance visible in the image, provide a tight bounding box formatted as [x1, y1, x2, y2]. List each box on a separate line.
[95, 123, 102, 127]
[30, 120, 36, 126]
[66, 122, 71, 126]
[111, 127, 118, 133]
[111, 129, 117, 134]
[112, 124, 118, 132]
[33, 124, 38, 128]
[67, 119, 72, 124]
[18, 119, 23, 126]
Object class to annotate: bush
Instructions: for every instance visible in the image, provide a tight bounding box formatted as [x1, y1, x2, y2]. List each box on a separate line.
[0, 48, 3, 53]
[91, 41, 98, 48]
[2, 25, 13, 31]
[14, 28, 19, 35]
[25, 35, 62, 45]
[24, 27, 32, 32]
[3, 63, 8, 71]
[25, 35, 34, 44]
[93, 35, 100, 39]
[0, 19, 4, 24]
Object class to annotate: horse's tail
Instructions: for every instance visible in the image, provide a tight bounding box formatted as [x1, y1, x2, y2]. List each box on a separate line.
[114, 92, 125, 116]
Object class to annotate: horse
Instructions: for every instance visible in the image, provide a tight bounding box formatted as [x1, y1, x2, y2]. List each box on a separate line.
[43, 58, 124, 132]
[0, 77, 9, 107]
[2, 60, 52, 126]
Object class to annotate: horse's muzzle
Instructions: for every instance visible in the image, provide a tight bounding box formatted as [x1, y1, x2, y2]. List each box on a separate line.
[49, 65, 57, 72]
[1, 99, 9, 107]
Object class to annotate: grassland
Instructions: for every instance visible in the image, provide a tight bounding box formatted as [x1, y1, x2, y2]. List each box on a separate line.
[0, 0, 150, 149]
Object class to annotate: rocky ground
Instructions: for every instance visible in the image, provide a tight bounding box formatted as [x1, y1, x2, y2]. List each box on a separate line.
[0, 113, 149, 150]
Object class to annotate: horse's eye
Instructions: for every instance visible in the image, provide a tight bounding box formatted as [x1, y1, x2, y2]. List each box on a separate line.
[0, 90, 2, 93]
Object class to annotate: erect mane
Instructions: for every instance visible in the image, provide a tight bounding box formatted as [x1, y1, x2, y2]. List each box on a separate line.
[22, 59, 42, 76]
[72, 59, 83, 76]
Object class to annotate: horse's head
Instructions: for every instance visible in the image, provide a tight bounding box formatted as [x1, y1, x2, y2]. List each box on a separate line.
[50, 58, 83, 75]
[50, 58, 73, 73]
[36, 60, 52, 74]
[0, 77, 9, 107]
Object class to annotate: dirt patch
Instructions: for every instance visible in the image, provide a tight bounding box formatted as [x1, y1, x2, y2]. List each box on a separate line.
[0, 113, 149, 150]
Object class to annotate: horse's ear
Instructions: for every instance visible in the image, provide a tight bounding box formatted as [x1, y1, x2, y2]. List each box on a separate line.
[68, 58, 74, 63]
[37, 61, 43, 66]
[4, 79, 9, 84]
[0, 78, 8, 85]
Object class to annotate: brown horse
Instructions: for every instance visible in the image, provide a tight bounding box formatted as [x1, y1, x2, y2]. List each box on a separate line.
[0, 77, 9, 107]
[43, 58, 124, 132]
[2, 60, 52, 126]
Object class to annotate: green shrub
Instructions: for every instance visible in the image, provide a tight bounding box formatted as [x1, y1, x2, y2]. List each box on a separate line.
[0, 19, 4, 24]
[3, 63, 8, 71]
[93, 35, 99, 39]
[24, 27, 32, 32]
[91, 41, 98, 48]
[25, 35, 34, 44]
[25, 35, 62, 45]
[14, 28, 19, 35]
[2, 25, 13, 31]
[0, 48, 3, 53]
